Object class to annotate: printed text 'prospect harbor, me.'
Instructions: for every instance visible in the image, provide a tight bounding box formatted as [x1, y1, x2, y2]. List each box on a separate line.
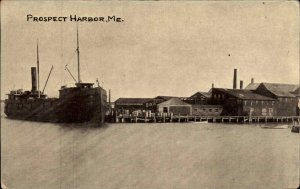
[27, 14, 124, 22]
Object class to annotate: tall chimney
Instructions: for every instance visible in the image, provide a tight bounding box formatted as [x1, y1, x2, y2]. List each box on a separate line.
[251, 78, 254, 84]
[240, 80, 243, 89]
[109, 89, 111, 105]
[31, 67, 37, 92]
[233, 68, 237, 89]
[212, 83, 214, 88]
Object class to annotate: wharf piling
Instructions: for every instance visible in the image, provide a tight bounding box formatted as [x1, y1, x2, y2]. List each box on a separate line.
[112, 114, 300, 124]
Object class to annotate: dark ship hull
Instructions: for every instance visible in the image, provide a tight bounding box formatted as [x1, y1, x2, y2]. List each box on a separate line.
[56, 85, 108, 123]
[4, 86, 108, 123]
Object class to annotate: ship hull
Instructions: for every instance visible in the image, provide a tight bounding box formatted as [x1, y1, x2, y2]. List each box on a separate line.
[4, 87, 108, 123]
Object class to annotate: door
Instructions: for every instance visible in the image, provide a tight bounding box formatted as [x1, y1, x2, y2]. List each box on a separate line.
[268, 108, 273, 116]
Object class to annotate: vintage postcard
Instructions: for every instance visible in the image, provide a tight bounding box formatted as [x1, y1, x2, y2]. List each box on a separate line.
[1, 1, 299, 189]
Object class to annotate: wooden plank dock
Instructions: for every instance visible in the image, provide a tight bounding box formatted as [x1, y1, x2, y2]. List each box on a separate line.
[113, 113, 300, 124]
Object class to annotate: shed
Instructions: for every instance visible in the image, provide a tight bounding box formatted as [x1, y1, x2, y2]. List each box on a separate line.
[157, 98, 192, 115]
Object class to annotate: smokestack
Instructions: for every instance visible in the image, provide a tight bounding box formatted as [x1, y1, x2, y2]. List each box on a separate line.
[109, 89, 111, 104]
[212, 83, 214, 88]
[251, 78, 254, 84]
[240, 80, 243, 89]
[31, 67, 37, 92]
[233, 69, 237, 89]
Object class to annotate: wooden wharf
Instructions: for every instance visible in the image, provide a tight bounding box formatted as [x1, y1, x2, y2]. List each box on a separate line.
[114, 113, 300, 124]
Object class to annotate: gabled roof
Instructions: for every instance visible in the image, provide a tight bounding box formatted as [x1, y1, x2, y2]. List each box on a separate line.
[189, 91, 211, 98]
[158, 98, 191, 106]
[245, 83, 260, 90]
[155, 96, 177, 100]
[261, 83, 299, 97]
[213, 88, 276, 101]
[199, 92, 211, 98]
[292, 87, 300, 96]
[115, 98, 152, 104]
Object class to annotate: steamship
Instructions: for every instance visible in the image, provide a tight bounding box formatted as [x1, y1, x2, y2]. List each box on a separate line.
[4, 28, 108, 123]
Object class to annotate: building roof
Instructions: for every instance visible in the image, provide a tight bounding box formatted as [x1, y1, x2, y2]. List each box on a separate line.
[199, 91, 211, 98]
[245, 83, 260, 90]
[261, 83, 300, 97]
[192, 104, 223, 108]
[292, 87, 300, 96]
[155, 96, 177, 100]
[213, 88, 276, 101]
[190, 91, 211, 98]
[115, 98, 152, 104]
[158, 98, 191, 106]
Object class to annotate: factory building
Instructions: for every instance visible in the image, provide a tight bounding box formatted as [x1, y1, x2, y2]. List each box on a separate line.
[253, 83, 300, 116]
[191, 105, 223, 116]
[211, 88, 277, 116]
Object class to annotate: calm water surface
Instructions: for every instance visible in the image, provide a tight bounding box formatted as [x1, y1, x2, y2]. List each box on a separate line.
[1, 107, 300, 189]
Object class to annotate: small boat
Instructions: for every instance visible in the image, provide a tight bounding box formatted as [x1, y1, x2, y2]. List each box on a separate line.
[291, 124, 300, 133]
[188, 121, 208, 124]
[260, 125, 289, 129]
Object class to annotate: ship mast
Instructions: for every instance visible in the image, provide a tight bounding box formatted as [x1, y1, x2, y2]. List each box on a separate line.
[76, 25, 81, 83]
[37, 40, 40, 98]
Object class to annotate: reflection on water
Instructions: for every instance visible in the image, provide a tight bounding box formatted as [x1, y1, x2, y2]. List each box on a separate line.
[1, 111, 299, 189]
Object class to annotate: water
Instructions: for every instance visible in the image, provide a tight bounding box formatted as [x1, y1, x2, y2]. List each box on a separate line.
[1, 106, 300, 189]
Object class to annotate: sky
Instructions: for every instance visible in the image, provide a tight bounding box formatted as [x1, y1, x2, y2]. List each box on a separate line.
[1, 1, 299, 101]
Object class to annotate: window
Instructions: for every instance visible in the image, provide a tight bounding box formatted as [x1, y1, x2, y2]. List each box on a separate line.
[194, 108, 198, 112]
[209, 109, 212, 112]
[203, 109, 206, 112]
[163, 107, 168, 113]
[215, 109, 219, 112]
[268, 108, 273, 116]
[262, 108, 267, 116]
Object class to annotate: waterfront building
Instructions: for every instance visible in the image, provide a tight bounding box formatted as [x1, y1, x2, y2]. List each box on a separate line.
[185, 91, 211, 105]
[191, 105, 223, 116]
[211, 88, 277, 116]
[253, 83, 300, 116]
[145, 96, 177, 111]
[114, 98, 151, 114]
[157, 98, 192, 115]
